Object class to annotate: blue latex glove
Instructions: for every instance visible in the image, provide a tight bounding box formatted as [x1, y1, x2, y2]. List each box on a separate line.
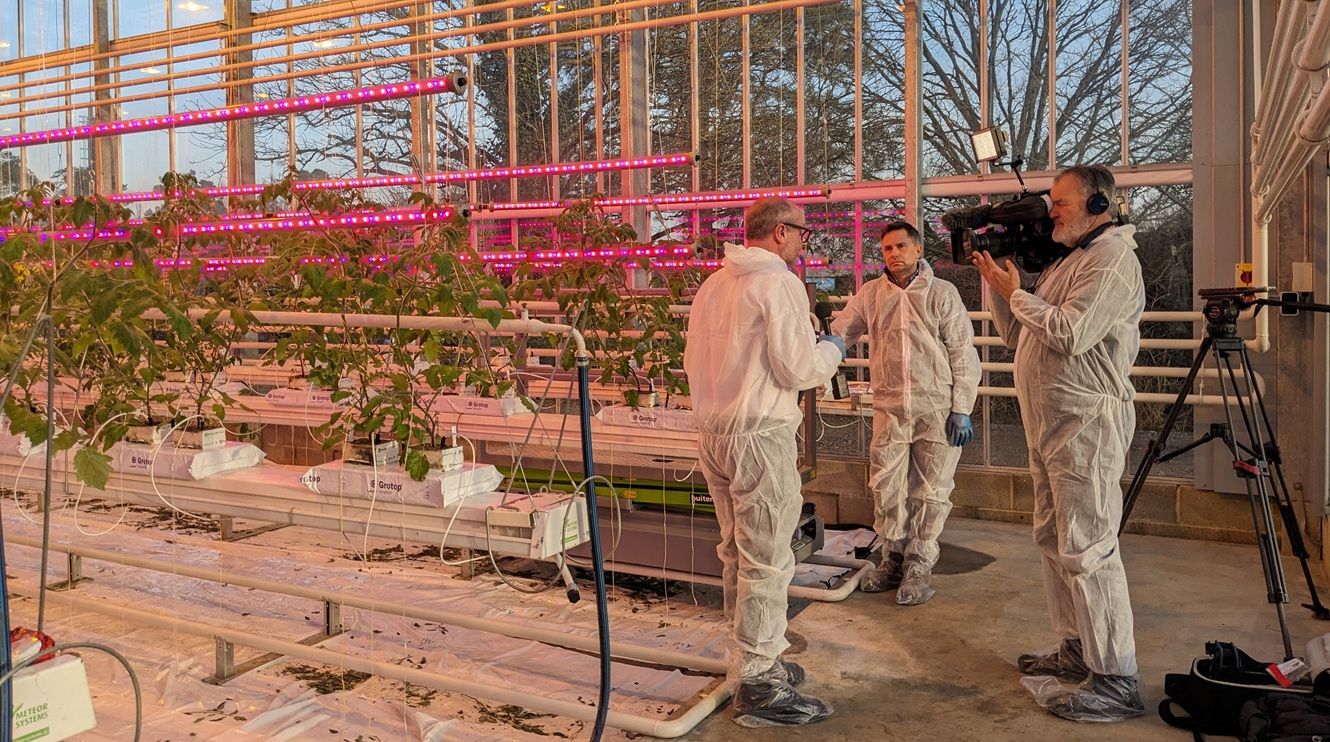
[820, 335, 847, 361]
[946, 412, 973, 447]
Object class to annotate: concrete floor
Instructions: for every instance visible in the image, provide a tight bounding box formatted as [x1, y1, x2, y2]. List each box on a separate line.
[681, 516, 1330, 741]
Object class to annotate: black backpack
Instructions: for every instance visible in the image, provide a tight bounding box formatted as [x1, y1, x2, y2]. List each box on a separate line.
[1239, 692, 1330, 741]
[1160, 641, 1316, 741]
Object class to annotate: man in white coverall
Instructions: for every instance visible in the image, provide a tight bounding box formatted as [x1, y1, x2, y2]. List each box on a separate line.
[832, 220, 980, 605]
[973, 164, 1146, 722]
[684, 197, 845, 727]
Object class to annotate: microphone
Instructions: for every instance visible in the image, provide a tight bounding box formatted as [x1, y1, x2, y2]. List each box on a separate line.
[813, 301, 836, 334]
[939, 203, 993, 231]
[988, 192, 1052, 223]
[812, 302, 849, 400]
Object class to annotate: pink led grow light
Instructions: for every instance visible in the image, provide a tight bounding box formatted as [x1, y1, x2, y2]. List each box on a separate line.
[0, 72, 466, 149]
[44, 153, 695, 205]
[651, 256, 827, 270]
[470, 244, 694, 262]
[487, 187, 832, 211]
[177, 207, 457, 236]
[9, 207, 457, 243]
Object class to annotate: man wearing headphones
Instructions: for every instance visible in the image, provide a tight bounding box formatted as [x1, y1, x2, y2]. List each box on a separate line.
[972, 165, 1146, 722]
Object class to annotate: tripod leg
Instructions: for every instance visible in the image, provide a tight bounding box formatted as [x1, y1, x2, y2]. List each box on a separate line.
[1122, 336, 1214, 532]
[1238, 344, 1330, 619]
[1218, 350, 1295, 659]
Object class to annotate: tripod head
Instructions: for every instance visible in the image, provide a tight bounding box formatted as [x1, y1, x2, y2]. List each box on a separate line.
[1199, 287, 1272, 338]
[1197, 286, 1330, 338]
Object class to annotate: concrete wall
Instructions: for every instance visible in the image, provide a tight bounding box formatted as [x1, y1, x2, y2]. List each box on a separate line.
[804, 457, 1310, 547]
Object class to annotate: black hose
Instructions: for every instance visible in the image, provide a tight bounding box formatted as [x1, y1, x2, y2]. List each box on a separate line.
[576, 358, 612, 741]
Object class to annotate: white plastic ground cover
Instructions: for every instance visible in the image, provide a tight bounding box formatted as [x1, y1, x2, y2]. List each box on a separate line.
[110, 440, 267, 480]
[0, 502, 732, 740]
[301, 461, 505, 508]
[594, 405, 698, 432]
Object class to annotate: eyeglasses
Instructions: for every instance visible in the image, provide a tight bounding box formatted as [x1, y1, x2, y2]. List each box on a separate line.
[781, 222, 816, 240]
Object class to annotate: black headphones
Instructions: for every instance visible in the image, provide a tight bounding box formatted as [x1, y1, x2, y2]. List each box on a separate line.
[1086, 190, 1111, 215]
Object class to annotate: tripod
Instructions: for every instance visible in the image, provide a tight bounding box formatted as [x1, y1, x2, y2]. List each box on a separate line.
[1122, 290, 1330, 660]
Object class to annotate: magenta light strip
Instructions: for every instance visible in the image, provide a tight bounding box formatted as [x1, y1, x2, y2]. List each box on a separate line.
[81, 255, 388, 270]
[651, 256, 827, 270]
[469, 244, 694, 262]
[487, 187, 833, 211]
[813, 262, 885, 271]
[44, 154, 695, 206]
[12, 207, 454, 242]
[0, 73, 466, 150]
[177, 207, 455, 236]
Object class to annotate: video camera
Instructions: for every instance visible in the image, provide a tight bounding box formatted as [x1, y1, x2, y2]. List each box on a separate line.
[942, 191, 1066, 273]
[942, 128, 1069, 273]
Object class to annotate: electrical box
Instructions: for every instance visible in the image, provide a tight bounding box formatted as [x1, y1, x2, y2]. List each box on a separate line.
[10, 654, 96, 742]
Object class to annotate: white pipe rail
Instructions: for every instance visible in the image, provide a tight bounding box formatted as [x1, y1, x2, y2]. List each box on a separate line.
[1298, 0, 1330, 72]
[1252, 0, 1316, 171]
[1254, 0, 1330, 223]
[840, 357, 1263, 384]
[5, 534, 726, 674]
[9, 584, 726, 738]
[825, 387, 1245, 408]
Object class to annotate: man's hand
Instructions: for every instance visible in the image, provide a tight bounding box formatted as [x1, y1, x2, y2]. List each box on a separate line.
[820, 334, 847, 361]
[972, 251, 1021, 301]
[946, 412, 973, 447]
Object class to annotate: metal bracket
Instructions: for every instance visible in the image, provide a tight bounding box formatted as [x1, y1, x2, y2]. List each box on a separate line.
[458, 548, 475, 580]
[204, 598, 345, 685]
[48, 553, 91, 592]
[217, 515, 288, 542]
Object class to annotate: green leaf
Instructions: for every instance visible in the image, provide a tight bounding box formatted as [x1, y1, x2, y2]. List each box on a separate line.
[74, 447, 112, 490]
[403, 449, 430, 481]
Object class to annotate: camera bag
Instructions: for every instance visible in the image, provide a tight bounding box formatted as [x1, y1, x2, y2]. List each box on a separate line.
[1160, 641, 1316, 741]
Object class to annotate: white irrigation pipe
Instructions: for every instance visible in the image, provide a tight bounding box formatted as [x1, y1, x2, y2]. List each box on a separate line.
[141, 309, 589, 357]
[7, 584, 727, 738]
[0, 457, 574, 557]
[3, 535, 725, 674]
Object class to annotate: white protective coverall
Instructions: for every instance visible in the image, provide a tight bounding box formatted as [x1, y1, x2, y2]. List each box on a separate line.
[989, 224, 1144, 677]
[831, 259, 980, 569]
[684, 242, 843, 678]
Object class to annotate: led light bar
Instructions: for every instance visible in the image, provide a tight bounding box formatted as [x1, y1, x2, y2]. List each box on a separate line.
[651, 256, 828, 270]
[469, 244, 695, 262]
[9, 207, 457, 243]
[43, 154, 696, 205]
[177, 207, 457, 236]
[487, 187, 832, 211]
[811, 262, 886, 272]
[0, 72, 467, 149]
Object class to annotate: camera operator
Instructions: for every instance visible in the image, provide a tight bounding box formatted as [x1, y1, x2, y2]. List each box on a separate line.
[972, 164, 1146, 723]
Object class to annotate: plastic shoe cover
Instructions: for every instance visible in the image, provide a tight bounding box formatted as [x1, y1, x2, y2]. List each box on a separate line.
[1018, 638, 1091, 682]
[776, 658, 806, 687]
[733, 666, 833, 728]
[860, 552, 905, 593]
[1021, 672, 1146, 723]
[896, 561, 936, 606]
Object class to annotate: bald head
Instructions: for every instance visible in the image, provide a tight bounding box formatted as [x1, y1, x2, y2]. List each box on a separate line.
[745, 197, 804, 242]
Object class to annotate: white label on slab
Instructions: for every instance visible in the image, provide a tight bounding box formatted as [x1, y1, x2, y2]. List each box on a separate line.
[595, 405, 697, 431]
